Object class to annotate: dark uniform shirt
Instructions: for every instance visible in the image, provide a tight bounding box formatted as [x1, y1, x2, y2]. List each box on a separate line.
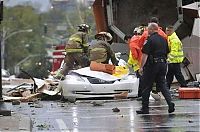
[142, 32, 169, 65]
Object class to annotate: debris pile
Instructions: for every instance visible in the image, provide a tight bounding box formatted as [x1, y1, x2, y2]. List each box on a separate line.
[2, 78, 61, 103]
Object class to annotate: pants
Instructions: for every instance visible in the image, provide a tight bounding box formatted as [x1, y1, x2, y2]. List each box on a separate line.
[154, 77, 166, 92]
[141, 62, 172, 109]
[166, 63, 187, 89]
[138, 70, 163, 97]
[60, 53, 90, 75]
[135, 70, 142, 97]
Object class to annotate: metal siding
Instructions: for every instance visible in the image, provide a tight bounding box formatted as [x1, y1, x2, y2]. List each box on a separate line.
[93, 0, 108, 33]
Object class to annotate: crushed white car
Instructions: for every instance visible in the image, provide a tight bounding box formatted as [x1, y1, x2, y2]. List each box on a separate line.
[57, 66, 139, 100]
[55, 53, 139, 101]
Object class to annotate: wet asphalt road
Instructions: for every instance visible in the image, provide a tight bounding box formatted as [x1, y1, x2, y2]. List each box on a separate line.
[6, 98, 200, 132]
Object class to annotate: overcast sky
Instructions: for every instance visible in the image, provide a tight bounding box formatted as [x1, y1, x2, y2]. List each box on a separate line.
[5, 0, 52, 12]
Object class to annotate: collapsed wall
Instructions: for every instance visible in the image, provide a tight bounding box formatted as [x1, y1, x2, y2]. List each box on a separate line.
[93, 0, 199, 78]
[112, 0, 195, 41]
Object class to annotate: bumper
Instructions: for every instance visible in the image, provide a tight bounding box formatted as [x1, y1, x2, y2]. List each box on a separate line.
[59, 75, 139, 99]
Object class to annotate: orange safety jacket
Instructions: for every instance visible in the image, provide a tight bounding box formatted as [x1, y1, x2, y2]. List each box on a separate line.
[127, 35, 142, 71]
[138, 27, 167, 48]
[129, 35, 142, 63]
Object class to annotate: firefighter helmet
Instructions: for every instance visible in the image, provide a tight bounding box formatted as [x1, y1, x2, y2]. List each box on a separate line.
[78, 24, 90, 33]
[95, 32, 113, 41]
[133, 26, 145, 35]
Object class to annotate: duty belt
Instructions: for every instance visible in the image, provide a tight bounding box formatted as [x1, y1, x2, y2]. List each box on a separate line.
[153, 58, 166, 63]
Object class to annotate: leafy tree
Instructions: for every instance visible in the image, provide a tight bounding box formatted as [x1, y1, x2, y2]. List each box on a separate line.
[62, 3, 96, 40]
[1, 2, 96, 79]
[1, 6, 49, 78]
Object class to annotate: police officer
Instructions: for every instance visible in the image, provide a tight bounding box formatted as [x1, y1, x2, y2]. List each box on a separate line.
[88, 32, 118, 65]
[138, 17, 167, 96]
[136, 23, 175, 114]
[166, 25, 187, 89]
[55, 24, 90, 79]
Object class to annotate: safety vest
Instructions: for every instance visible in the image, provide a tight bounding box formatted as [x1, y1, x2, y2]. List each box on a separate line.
[65, 32, 88, 53]
[167, 32, 184, 63]
[128, 51, 140, 72]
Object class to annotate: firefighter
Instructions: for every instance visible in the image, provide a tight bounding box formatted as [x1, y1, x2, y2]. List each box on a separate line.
[55, 24, 90, 79]
[136, 23, 175, 114]
[88, 32, 118, 65]
[165, 25, 187, 89]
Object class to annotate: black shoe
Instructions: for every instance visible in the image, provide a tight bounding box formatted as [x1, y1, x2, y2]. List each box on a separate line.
[168, 102, 175, 113]
[136, 109, 149, 114]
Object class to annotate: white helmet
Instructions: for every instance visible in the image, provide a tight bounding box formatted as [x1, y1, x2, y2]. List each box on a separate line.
[137, 26, 145, 34]
[133, 27, 139, 34]
[95, 32, 113, 41]
[133, 26, 145, 35]
[78, 24, 90, 33]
